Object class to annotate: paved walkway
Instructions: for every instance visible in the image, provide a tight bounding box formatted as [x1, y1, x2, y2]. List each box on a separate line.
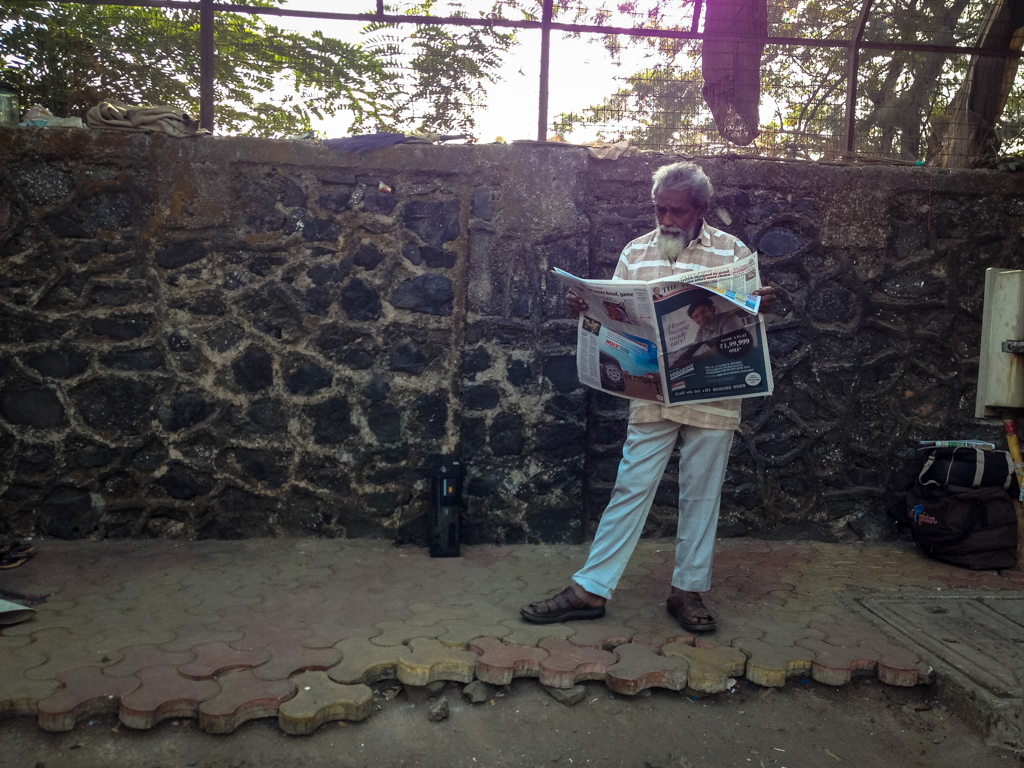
[0, 538, 1021, 737]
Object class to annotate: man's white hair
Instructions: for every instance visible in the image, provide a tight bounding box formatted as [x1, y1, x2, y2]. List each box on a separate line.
[651, 161, 713, 206]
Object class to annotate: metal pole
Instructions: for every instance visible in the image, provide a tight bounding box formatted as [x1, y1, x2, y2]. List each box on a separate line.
[690, 0, 703, 34]
[199, 0, 214, 132]
[844, 0, 874, 154]
[537, 0, 553, 141]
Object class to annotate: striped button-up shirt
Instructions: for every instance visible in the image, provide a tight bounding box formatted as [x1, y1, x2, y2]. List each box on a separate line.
[612, 222, 756, 432]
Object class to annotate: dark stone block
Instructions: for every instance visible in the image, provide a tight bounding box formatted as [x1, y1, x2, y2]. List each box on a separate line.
[362, 188, 398, 215]
[542, 356, 581, 393]
[189, 293, 225, 316]
[102, 471, 138, 497]
[341, 279, 382, 321]
[526, 505, 579, 544]
[300, 456, 351, 494]
[363, 374, 391, 402]
[99, 348, 163, 371]
[305, 285, 336, 316]
[403, 244, 423, 266]
[467, 471, 498, 497]
[460, 417, 487, 460]
[304, 218, 342, 242]
[353, 243, 384, 270]
[507, 360, 532, 387]
[235, 448, 287, 488]
[545, 394, 585, 420]
[464, 384, 500, 410]
[390, 274, 454, 316]
[90, 283, 151, 307]
[281, 178, 306, 208]
[38, 487, 100, 540]
[16, 164, 74, 205]
[153, 463, 214, 500]
[808, 283, 858, 323]
[248, 255, 286, 277]
[285, 359, 333, 395]
[241, 285, 305, 341]
[590, 417, 626, 444]
[232, 346, 274, 392]
[73, 378, 155, 435]
[45, 214, 90, 238]
[0, 385, 65, 428]
[767, 328, 801, 357]
[758, 227, 806, 257]
[421, 246, 456, 269]
[155, 240, 208, 269]
[66, 441, 114, 469]
[535, 423, 585, 461]
[18, 443, 55, 475]
[278, 490, 331, 536]
[235, 398, 289, 434]
[308, 263, 348, 286]
[126, 438, 168, 471]
[199, 486, 274, 539]
[91, 316, 151, 341]
[24, 348, 89, 379]
[387, 343, 430, 374]
[415, 393, 447, 439]
[489, 412, 524, 456]
[317, 326, 377, 369]
[882, 274, 945, 299]
[319, 186, 355, 212]
[473, 186, 494, 221]
[158, 393, 217, 432]
[78, 191, 138, 230]
[368, 403, 402, 443]
[308, 396, 355, 444]
[168, 331, 192, 352]
[71, 241, 104, 264]
[463, 347, 491, 377]
[403, 199, 461, 247]
[205, 323, 243, 353]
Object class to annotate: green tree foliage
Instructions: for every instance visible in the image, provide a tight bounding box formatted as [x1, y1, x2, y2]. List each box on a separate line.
[554, 0, 1024, 161]
[0, 0, 516, 136]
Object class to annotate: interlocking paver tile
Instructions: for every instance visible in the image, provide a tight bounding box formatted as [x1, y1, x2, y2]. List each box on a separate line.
[37, 666, 141, 732]
[396, 638, 478, 686]
[499, 620, 574, 648]
[604, 642, 689, 696]
[795, 638, 881, 686]
[197, 669, 297, 734]
[25, 642, 122, 681]
[732, 638, 816, 688]
[102, 645, 196, 678]
[0, 664, 61, 716]
[661, 642, 746, 693]
[858, 635, 921, 686]
[0, 603, 89, 636]
[564, 623, 635, 650]
[11, 628, 102, 660]
[469, 636, 548, 685]
[229, 619, 311, 651]
[119, 666, 220, 730]
[370, 621, 441, 647]
[178, 642, 270, 680]
[252, 641, 341, 681]
[435, 619, 511, 647]
[278, 671, 372, 735]
[328, 638, 411, 685]
[536, 638, 616, 689]
[161, 624, 244, 652]
[300, 619, 381, 649]
[87, 628, 178, 653]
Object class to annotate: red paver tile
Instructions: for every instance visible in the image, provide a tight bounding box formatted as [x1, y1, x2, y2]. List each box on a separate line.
[178, 643, 270, 680]
[229, 619, 311, 651]
[197, 670, 297, 734]
[102, 645, 196, 678]
[252, 641, 341, 681]
[796, 638, 881, 686]
[604, 643, 689, 696]
[37, 666, 141, 732]
[469, 636, 549, 685]
[537, 638, 616, 689]
[119, 666, 220, 730]
[859, 636, 920, 687]
[565, 623, 635, 650]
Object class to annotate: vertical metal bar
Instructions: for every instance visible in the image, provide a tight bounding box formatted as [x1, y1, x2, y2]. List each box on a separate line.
[537, 0, 553, 141]
[376, 0, 384, 15]
[199, 0, 214, 132]
[690, 0, 703, 34]
[844, 0, 874, 154]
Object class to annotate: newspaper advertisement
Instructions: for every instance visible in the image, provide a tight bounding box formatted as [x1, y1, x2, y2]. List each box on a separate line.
[553, 253, 773, 406]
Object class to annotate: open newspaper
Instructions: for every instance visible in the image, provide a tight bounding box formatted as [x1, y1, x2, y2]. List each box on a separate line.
[553, 252, 773, 406]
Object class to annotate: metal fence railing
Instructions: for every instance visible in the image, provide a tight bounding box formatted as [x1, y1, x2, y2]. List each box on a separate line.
[3, 0, 1023, 165]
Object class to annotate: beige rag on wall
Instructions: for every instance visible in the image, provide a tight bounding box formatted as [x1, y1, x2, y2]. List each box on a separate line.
[86, 100, 207, 137]
[701, 0, 767, 146]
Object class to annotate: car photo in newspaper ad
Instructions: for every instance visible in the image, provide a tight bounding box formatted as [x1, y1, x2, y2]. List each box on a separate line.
[580, 315, 664, 402]
[655, 284, 771, 405]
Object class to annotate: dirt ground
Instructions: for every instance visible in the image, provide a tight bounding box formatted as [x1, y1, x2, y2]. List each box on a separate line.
[0, 676, 1019, 768]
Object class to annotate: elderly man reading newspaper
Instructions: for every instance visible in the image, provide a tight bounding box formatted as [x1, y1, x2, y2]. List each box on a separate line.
[521, 161, 776, 632]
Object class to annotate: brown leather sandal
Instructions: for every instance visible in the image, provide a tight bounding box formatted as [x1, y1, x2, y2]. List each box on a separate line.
[666, 590, 717, 632]
[520, 586, 606, 625]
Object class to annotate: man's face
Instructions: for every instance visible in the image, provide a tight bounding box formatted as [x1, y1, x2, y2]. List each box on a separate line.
[691, 303, 715, 329]
[655, 188, 707, 241]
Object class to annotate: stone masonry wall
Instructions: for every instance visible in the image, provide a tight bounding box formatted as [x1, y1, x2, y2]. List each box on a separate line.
[0, 129, 1022, 544]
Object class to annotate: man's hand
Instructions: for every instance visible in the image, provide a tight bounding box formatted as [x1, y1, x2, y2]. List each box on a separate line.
[567, 291, 589, 315]
[753, 286, 777, 314]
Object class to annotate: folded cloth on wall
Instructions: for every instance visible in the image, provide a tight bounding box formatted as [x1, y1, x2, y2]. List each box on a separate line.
[86, 100, 207, 137]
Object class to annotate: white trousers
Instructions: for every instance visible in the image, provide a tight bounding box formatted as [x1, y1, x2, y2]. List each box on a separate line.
[573, 420, 734, 598]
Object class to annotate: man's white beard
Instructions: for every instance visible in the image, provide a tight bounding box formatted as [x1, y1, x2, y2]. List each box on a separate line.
[654, 228, 688, 262]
